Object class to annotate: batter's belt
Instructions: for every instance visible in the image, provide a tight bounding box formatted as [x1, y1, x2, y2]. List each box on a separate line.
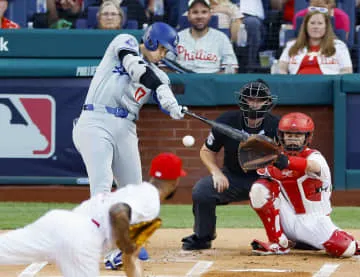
[83, 104, 137, 121]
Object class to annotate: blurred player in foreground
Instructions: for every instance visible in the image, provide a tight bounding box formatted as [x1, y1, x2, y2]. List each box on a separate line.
[250, 112, 360, 257]
[0, 152, 186, 277]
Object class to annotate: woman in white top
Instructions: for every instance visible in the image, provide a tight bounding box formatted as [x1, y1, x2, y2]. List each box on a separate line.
[279, 9, 352, 75]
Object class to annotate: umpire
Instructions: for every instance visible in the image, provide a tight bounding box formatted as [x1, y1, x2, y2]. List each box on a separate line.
[182, 79, 280, 250]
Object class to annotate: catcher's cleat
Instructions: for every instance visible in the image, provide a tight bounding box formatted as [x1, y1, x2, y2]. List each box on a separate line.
[104, 249, 123, 270]
[182, 234, 212, 251]
[251, 239, 291, 255]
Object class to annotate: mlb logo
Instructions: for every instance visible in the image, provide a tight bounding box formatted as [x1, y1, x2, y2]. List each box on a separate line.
[0, 95, 56, 158]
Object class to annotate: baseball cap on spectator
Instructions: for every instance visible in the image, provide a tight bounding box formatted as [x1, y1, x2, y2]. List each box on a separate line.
[188, 0, 211, 9]
[150, 153, 187, 180]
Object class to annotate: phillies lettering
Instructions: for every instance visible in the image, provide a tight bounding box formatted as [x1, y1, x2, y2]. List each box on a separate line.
[177, 45, 218, 62]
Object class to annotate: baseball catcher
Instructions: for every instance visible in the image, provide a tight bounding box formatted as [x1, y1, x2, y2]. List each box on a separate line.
[248, 112, 360, 257]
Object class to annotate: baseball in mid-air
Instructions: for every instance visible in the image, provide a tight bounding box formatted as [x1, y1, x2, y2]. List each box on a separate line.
[182, 135, 195, 147]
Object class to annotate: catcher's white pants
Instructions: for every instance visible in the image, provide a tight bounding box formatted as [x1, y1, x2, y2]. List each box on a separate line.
[279, 195, 338, 249]
[0, 209, 103, 277]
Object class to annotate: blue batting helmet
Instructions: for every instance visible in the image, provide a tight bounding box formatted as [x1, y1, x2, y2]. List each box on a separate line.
[143, 22, 179, 55]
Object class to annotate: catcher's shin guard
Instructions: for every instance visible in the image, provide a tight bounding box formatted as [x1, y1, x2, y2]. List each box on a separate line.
[249, 179, 287, 247]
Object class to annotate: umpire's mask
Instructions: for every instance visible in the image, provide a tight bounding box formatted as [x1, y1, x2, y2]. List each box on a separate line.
[236, 79, 278, 128]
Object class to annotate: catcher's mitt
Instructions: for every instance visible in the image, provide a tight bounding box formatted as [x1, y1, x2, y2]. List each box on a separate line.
[238, 134, 280, 172]
[129, 218, 162, 247]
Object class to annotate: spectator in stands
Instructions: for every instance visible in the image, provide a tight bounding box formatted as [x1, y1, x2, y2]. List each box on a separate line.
[97, 0, 124, 29]
[279, 10, 353, 74]
[0, 0, 20, 29]
[47, 0, 84, 28]
[166, 0, 238, 73]
[209, 0, 240, 43]
[293, 0, 350, 40]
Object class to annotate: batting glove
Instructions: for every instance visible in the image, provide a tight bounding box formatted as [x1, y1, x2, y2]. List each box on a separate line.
[169, 105, 185, 120]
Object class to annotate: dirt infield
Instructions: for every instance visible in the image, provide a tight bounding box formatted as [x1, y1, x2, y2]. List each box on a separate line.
[2, 228, 360, 277]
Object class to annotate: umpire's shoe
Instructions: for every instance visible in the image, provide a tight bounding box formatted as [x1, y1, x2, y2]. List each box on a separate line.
[181, 234, 213, 250]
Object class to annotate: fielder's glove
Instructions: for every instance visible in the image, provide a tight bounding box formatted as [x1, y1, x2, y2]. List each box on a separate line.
[129, 218, 162, 247]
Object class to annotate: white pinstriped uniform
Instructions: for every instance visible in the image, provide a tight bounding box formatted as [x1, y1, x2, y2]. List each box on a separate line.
[0, 182, 159, 277]
[73, 34, 177, 196]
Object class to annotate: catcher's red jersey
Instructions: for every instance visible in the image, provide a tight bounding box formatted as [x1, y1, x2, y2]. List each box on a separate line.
[258, 148, 332, 215]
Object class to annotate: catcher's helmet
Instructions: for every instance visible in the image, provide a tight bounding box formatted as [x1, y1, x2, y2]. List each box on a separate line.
[237, 79, 277, 127]
[143, 22, 179, 55]
[278, 112, 315, 153]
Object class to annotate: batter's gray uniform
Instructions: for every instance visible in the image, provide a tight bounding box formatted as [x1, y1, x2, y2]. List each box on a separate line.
[73, 34, 182, 196]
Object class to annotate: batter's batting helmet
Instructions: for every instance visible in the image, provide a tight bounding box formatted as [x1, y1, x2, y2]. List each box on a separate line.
[143, 22, 179, 55]
[278, 112, 315, 153]
[236, 79, 278, 127]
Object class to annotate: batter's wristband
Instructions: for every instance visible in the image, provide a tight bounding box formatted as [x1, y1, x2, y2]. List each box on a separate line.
[288, 156, 307, 173]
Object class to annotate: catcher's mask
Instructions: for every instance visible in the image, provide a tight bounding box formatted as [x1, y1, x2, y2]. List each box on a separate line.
[237, 79, 278, 128]
[278, 112, 314, 154]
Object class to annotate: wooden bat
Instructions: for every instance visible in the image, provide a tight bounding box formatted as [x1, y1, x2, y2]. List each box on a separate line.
[161, 58, 194, 73]
[182, 109, 249, 142]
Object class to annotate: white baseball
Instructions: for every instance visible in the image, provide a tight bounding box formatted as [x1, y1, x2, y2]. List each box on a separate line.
[182, 135, 195, 147]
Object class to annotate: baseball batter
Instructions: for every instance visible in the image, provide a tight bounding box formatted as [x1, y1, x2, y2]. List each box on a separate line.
[73, 22, 185, 196]
[249, 112, 360, 257]
[0, 152, 186, 277]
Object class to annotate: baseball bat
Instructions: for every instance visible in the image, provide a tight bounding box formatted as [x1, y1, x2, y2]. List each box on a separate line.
[161, 58, 195, 73]
[182, 109, 249, 142]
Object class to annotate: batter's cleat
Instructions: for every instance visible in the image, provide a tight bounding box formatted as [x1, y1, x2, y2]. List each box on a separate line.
[181, 234, 212, 251]
[138, 247, 149, 260]
[104, 249, 123, 270]
[251, 239, 291, 255]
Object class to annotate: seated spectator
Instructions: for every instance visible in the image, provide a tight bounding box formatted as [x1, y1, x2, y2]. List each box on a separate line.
[279, 10, 352, 74]
[47, 0, 84, 29]
[293, 0, 350, 40]
[0, 0, 20, 29]
[211, 0, 264, 69]
[97, 0, 124, 29]
[209, 0, 241, 43]
[166, 0, 238, 73]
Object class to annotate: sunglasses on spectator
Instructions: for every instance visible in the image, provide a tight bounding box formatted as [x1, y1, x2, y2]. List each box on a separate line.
[100, 12, 120, 17]
[308, 6, 329, 13]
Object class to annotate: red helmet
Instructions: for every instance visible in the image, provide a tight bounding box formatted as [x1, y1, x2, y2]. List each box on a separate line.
[278, 112, 315, 153]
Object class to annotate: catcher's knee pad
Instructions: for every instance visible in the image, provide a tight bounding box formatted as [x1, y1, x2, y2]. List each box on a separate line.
[323, 230, 356, 257]
[249, 179, 279, 209]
